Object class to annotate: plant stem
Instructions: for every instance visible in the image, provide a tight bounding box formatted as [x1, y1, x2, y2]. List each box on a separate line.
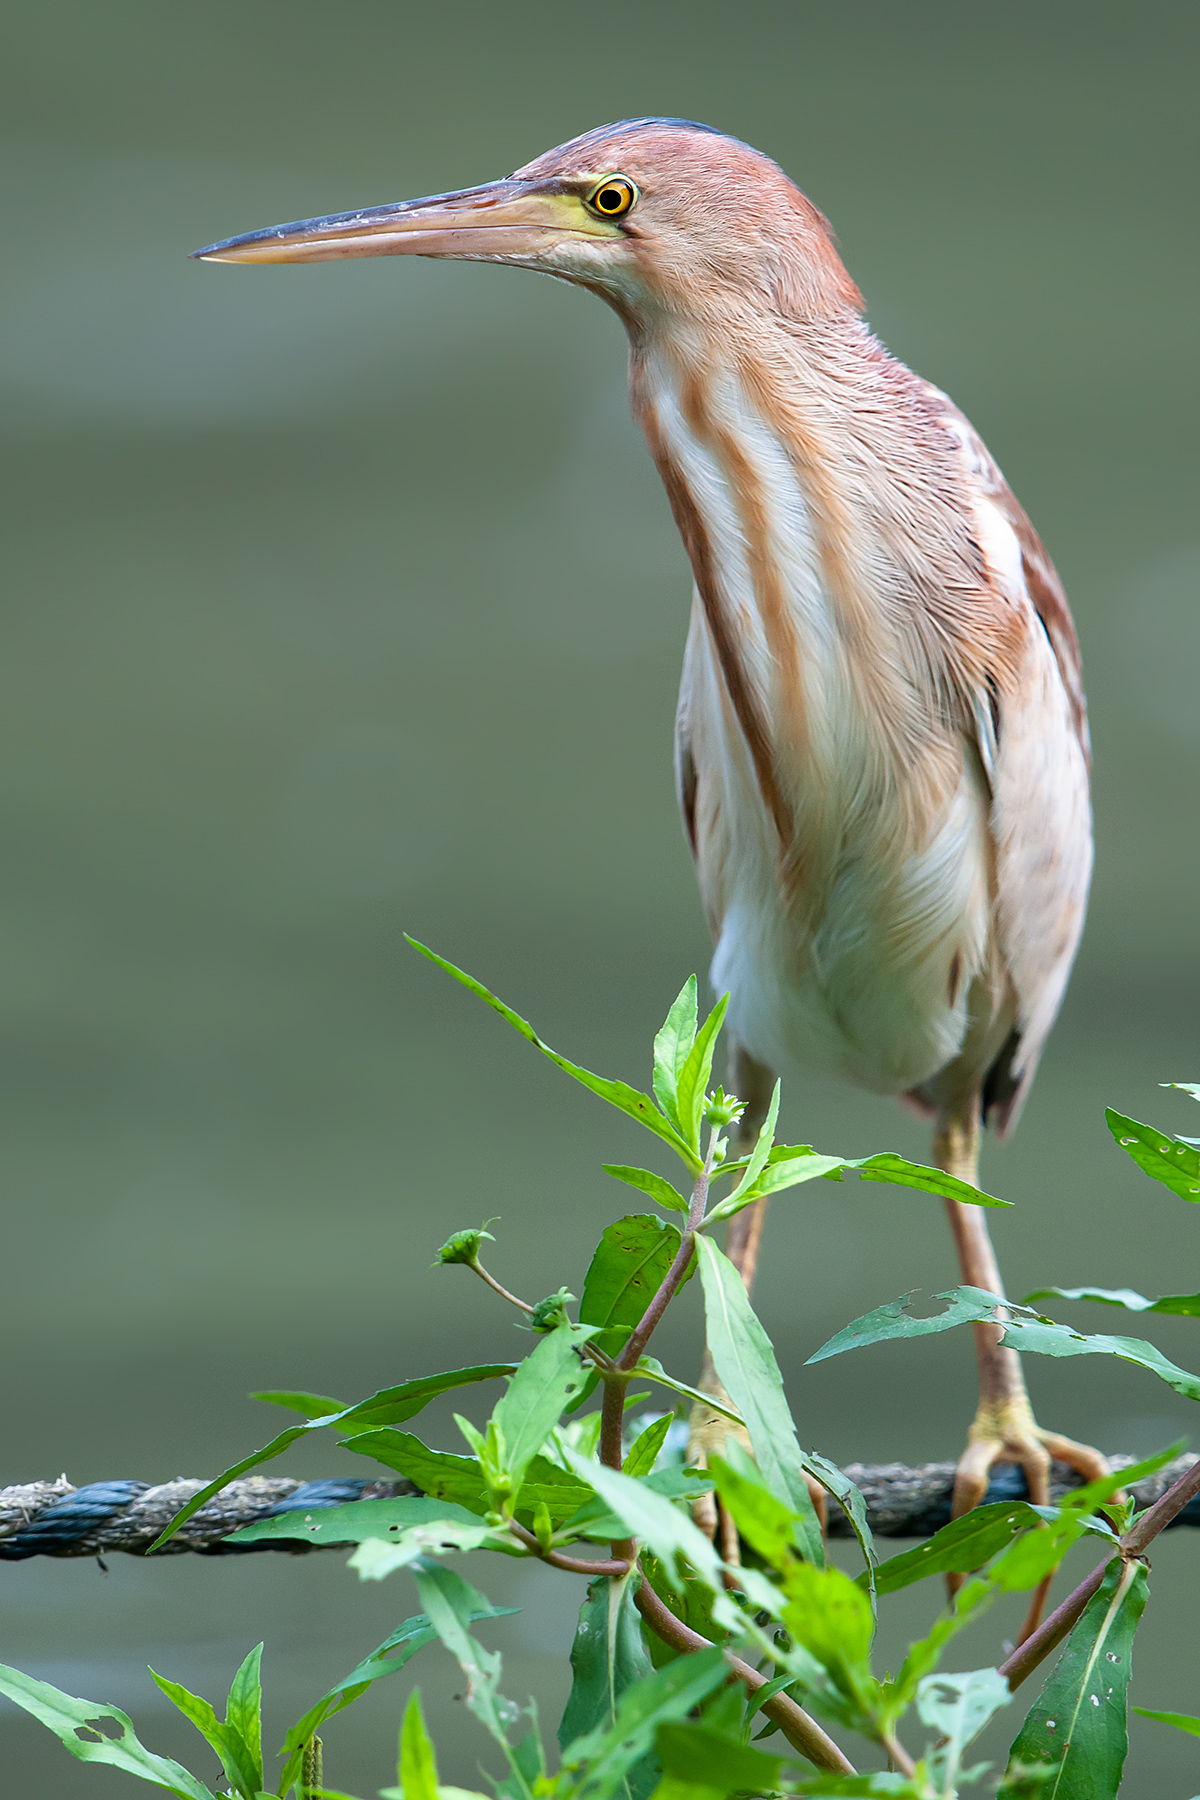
[505, 1519, 631, 1577]
[598, 1134, 718, 1483]
[1000, 1453, 1200, 1691]
[999, 1555, 1111, 1691]
[615, 1132, 715, 1375]
[472, 1261, 534, 1314]
[1121, 1451, 1200, 1552]
[880, 1731, 916, 1778]
[633, 1574, 855, 1774]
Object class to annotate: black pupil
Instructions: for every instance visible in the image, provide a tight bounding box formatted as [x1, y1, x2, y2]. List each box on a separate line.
[598, 186, 624, 212]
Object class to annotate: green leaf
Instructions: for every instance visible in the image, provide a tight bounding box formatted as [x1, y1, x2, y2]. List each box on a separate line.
[0, 1665, 216, 1799]
[349, 1519, 508, 1581]
[1132, 1706, 1200, 1736]
[561, 1451, 723, 1589]
[708, 1447, 805, 1570]
[560, 1649, 730, 1800]
[999, 1557, 1148, 1799]
[706, 1152, 847, 1221]
[807, 1290, 994, 1363]
[250, 1390, 347, 1418]
[338, 1431, 489, 1512]
[655, 1720, 786, 1793]
[917, 1668, 1010, 1798]
[638, 1555, 727, 1670]
[843, 1152, 1007, 1208]
[694, 1234, 824, 1565]
[227, 1495, 484, 1546]
[497, 1719, 548, 1800]
[1107, 1107, 1200, 1200]
[791, 1778, 922, 1797]
[674, 994, 729, 1153]
[1024, 1284, 1200, 1317]
[398, 1690, 440, 1800]
[631, 1358, 744, 1426]
[780, 1561, 879, 1727]
[582, 1216, 695, 1357]
[653, 978, 699, 1133]
[884, 1579, 997, 1719]
[563, 1466, 714, 1542]
[149, 1363, 515, 1551]
[624, 1413, 674, 1478]
[559, 1576, 658, 1800]
[717, 1082, 780, 1212]
[602, 1166, 690, 1215]
[414, 1564, 520, 1757]
[223, 1645, 263, 1797]
[149, 1669, 261, 1800]
[802, 1452, 875, 1585]
[866, 1502, 1056, 1596]
[407, 938, 700, 1172]
[277, 1608, 514, 1797]
[809, 1287, 1200, 1405]
[492, 1322, 597, 1492]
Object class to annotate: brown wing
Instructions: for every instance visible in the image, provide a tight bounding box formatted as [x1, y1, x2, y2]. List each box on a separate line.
[919, 380, 1090, 762]
[916, 381, 1093, 1135]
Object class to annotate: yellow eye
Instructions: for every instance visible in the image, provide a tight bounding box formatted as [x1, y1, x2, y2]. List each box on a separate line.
[587, 176, 637, 219]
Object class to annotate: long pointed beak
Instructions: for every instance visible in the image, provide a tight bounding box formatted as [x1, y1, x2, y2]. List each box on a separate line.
[192, 177, 612, 265]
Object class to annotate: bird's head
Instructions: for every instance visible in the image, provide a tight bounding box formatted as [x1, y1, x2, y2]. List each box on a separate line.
[192, 118, 861, 327]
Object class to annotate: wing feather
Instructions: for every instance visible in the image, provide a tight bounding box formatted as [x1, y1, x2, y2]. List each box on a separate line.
[918, 380, 1092, 1133]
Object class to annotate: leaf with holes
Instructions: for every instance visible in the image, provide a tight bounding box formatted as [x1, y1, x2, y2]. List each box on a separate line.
[414, 1564, 518, 1751]
[917, 1667, 1010, 1798]
[999, 1558, 1148, 1799]
[1106, 1108, 1200, 1201]
[149, 1363, 515, 1551]
[581, 1216, 695, 1358]
[227, 1495, 484, 1547]
[808, 1288, 1200, 1406]
[0, 1665, 216, 1799]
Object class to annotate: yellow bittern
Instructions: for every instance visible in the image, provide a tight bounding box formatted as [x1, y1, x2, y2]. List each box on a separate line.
[196, 119, 1106, 1528]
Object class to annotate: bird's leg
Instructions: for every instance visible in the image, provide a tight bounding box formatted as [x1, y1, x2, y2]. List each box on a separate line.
[689, 1046, 826, 1556]
[937, 1101, 1110, 1637]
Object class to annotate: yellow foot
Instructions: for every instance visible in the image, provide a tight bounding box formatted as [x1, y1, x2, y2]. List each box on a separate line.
[949, 1397, 1114, 1641]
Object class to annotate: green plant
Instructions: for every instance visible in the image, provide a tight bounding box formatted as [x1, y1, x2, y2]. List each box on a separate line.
[2, 951, 1197, 1798]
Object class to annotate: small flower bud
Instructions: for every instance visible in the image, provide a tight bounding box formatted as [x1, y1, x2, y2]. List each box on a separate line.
[435, 1222, 497, 1267]
[704, 1087, 746, 1129]
[529, 1286, 576, 1333]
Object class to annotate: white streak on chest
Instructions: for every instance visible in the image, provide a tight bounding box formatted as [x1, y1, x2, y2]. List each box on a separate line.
[645, 348, 996, 1094]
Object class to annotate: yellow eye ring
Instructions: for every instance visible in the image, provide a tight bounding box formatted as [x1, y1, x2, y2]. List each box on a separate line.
[587, 176, 637, 219]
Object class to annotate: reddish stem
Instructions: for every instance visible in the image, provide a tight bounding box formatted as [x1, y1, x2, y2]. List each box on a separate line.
[1000, 1453, 1200, 1691]
[633, 1574, 854, 1773]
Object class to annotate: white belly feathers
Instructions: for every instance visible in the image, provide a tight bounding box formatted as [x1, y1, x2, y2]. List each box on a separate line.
[656, 355, 997, 1094]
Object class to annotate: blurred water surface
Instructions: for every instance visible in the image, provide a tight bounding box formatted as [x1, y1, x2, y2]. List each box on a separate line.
[2, 1, 1198, 1793]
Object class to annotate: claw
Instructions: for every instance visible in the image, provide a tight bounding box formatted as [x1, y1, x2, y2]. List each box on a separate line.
[947, 1405, 1115, 1641]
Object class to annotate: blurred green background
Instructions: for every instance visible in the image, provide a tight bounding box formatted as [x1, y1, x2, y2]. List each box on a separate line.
[2, 0, 1197, 1791]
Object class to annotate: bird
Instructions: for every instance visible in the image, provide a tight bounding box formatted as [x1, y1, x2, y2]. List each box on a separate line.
[194, 117, 1108, 1546]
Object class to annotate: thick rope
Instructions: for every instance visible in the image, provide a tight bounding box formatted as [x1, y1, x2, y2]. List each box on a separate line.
[2, 1456, 1195, 1560]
